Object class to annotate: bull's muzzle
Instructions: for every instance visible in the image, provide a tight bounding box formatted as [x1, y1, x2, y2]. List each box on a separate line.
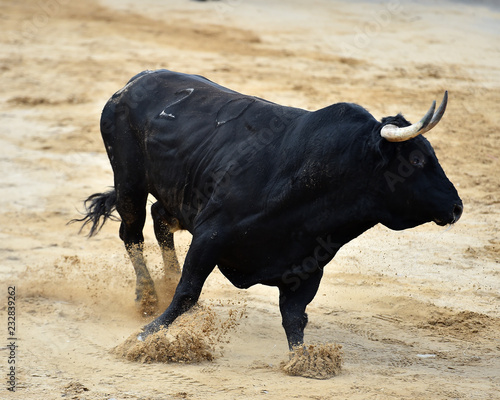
[435, 202, 463, 226]
[452, 203, 463, 224]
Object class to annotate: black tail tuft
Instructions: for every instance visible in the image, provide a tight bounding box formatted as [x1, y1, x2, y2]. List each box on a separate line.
[69, 189, 119, 237]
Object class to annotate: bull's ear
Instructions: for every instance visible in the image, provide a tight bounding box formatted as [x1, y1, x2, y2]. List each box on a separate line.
[380, 114, 411, 128]
[368, 125, 395, 171]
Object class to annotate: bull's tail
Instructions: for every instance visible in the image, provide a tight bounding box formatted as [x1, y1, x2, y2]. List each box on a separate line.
[69, 189, 119, 237]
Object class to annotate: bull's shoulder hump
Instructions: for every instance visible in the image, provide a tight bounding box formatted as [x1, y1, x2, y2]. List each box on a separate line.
[324, 102, 373, 117]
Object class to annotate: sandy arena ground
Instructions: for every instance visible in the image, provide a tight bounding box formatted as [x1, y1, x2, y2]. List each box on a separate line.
[1, 0, 499, 398]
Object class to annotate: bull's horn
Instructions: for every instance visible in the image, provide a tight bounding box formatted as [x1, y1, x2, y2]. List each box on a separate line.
[380, 91, 448, 142]
[421, 90, 448, 134]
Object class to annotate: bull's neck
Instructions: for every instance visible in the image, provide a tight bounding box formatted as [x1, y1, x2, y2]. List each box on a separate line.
[281, 112, 381, 240]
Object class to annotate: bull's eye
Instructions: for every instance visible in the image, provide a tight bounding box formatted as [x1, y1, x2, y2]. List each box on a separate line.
[410, 155, 425, 168]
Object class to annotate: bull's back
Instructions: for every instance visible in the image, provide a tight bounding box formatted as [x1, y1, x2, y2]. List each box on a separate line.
[104, 70, 306, 230]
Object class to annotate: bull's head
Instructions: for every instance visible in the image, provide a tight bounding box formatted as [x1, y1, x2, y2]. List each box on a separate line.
[375, 92, 463, 230]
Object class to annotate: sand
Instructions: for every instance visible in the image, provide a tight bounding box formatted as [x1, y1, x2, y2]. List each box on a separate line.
[1, 0, 499, 398]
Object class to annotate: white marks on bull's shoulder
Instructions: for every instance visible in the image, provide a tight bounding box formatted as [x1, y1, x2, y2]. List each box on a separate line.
[159, 111, 176, 120]
[215, 97, 255, 127]
[158, 88, 194, 119]
[174, 88, 194, 101]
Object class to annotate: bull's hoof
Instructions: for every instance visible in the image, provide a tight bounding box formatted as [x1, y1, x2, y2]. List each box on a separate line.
[289, 344, 308, 360]
[137, 331, 147, 342]
[282, 343, 343, 379]
[135, 288, 159, 316]
[137, 320, 162, 342]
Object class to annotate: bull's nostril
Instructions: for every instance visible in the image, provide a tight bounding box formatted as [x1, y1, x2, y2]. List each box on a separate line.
[453, 204, 463, 222]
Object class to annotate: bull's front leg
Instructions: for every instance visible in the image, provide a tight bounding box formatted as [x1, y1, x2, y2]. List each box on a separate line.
[137, 231, 219, 341]
[279, 267, 324, 350]
[151, 202, 181, 274]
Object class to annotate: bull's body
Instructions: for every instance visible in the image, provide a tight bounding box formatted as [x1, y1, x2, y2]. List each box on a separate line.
[77, 69, 462, 349]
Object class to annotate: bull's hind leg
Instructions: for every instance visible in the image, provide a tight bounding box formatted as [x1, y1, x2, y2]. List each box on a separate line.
[103, 119, 158, 315]
[151, 202, 181, 274]
[116, 189, 158, 316]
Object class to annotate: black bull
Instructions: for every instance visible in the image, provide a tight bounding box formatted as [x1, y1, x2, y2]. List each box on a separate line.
[74, 69, 463, 349]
